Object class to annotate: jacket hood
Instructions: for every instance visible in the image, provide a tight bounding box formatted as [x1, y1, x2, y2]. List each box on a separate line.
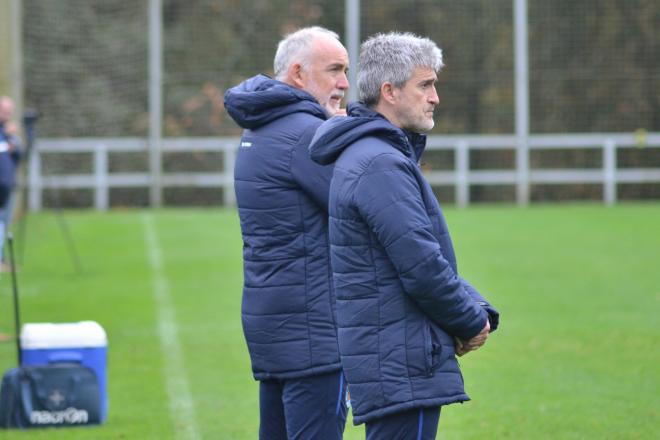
[224, 74, 327, 130]
[309, 102, 427, 165]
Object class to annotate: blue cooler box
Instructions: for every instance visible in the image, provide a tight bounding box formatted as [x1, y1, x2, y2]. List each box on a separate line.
[20, 321, 108, 422]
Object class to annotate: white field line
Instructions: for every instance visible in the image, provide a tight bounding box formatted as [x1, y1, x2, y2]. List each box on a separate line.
[143, 214, 201, 440]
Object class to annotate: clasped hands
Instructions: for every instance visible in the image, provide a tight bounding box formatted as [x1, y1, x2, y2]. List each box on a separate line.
[454, 319, 490, 357]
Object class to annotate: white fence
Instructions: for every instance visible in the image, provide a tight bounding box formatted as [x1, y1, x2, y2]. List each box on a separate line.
[26, 133, 660, 211]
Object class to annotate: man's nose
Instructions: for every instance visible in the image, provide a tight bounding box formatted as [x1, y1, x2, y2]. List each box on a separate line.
[337, 72, 349, 90]
[428, 87, 439, 105]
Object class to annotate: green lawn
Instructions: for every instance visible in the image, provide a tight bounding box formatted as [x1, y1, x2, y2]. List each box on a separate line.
[0, 204, 658, 439]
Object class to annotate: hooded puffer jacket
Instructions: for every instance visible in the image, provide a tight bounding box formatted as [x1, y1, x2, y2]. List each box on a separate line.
[309, 102, 499, 424]
[224, 75, 341, 380]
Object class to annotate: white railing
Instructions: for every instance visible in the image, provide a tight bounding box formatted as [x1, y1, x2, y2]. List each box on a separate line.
[26, 133, 660, 210]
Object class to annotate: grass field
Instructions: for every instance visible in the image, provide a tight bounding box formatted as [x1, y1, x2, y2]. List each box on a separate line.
[0, 204, 658, 439]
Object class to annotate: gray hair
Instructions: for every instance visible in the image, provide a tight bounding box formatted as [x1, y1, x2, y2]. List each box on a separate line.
[273, 26, 340, 80]
[358, 32, 444, 106]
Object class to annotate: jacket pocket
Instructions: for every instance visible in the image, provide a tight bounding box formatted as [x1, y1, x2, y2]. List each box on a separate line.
[431, 335, 442, 373]
[429, 323, 453, 371]
[423, 320, 434, 377]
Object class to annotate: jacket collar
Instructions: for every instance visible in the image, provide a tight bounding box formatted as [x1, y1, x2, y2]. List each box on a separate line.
[309, 102, 428, 166]
[224, 74, 327, 130]
[347, 102, 427, 161]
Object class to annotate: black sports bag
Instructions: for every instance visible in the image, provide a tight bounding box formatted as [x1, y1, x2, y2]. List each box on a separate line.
[0, 364, 101, 428]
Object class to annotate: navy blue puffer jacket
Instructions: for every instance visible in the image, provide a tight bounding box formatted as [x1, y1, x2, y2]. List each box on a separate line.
[224, 75, 341, 380]
[309, 103, 499, 424]
[0, 123, 21, 205]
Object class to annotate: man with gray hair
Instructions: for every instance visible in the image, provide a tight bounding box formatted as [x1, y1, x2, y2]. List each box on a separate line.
[224, 26, 349, 439]
[310, 32, 499, 439]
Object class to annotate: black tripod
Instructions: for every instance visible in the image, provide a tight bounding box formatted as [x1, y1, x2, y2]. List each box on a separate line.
[15, 109, 82, 273]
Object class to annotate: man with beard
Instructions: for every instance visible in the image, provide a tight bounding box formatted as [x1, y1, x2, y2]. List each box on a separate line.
[224, 27, 349, 439]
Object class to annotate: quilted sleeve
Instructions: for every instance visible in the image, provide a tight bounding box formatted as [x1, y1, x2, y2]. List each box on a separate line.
[460, 278, 500, 332]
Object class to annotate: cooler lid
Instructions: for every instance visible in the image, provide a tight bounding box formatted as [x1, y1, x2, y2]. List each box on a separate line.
[20, 321, 107, 349]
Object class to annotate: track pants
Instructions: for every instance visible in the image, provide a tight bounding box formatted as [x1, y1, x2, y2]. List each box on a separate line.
[259, 371, 348, 440]
[366, 407, 441, 440]
[0, 188, 15, 262]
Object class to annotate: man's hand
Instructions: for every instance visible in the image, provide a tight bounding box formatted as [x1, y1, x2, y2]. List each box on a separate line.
[454, 319, 490, 357]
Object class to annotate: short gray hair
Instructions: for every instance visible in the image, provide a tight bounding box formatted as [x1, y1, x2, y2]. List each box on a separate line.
[358, 32, 443, 106]
[273, 26, 340, 81]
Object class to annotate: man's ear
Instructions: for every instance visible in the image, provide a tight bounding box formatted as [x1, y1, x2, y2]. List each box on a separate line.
[287, 62, 306, 89]
[380, 82, 397, 105]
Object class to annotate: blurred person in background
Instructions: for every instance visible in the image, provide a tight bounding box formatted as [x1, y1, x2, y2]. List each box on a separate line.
[223, 26, 349, 439]
[309, 32, 500, 439]
[0, 96, 22, 274]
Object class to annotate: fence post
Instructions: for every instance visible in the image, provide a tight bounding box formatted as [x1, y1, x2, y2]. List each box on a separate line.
[603, 138, 617, 205]
[0, 0, 23, 122]
[455, 141, 469, 208]
[516, 143, 529, 205]
[148, 0, 163, 207]
[345, 0, 360, 103]
[28, 149, 41, 211]
[514, 0, 530, 205]
[94, 143, 109, 210]
[223, 145, 236, 206]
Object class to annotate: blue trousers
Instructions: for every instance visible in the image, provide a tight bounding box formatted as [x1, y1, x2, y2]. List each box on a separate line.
[366, 407, 441, 440]
[0, 189, 16, 262]
[259, 371, 348, 440]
